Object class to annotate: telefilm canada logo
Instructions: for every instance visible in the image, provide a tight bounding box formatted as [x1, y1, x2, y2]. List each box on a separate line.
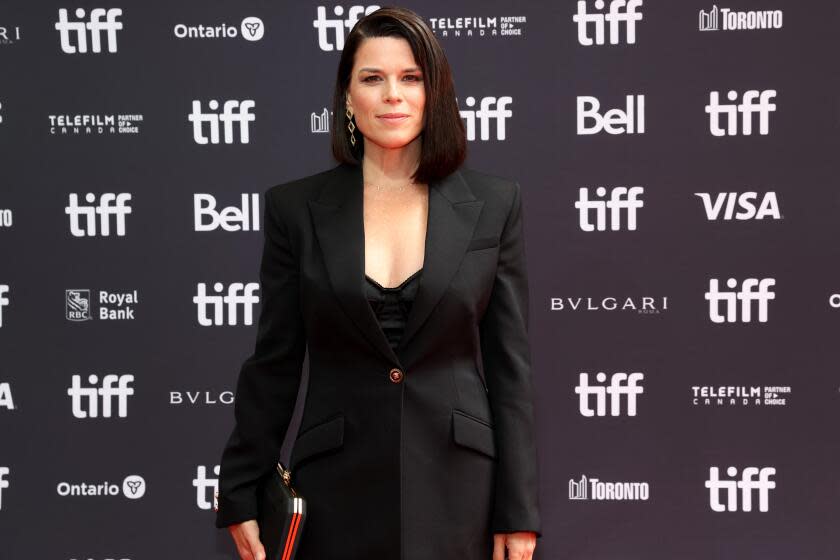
[56, 474, 146, 499]
[428, 14, 526, 39]
[569, 474, 649, 501]
[65, 289, 139, 321]
[174, 16, 265, 41]
[691, 385, 790, 407]
[48, 112, 144, 135]
[550, 295, 668, 315]
[699, 5, 783, 32]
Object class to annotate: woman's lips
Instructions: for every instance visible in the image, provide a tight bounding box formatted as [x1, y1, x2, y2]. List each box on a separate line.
[377, 114, 409, 123]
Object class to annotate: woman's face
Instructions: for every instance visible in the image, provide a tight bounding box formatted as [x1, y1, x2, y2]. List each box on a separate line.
[345, 36, 426, 151]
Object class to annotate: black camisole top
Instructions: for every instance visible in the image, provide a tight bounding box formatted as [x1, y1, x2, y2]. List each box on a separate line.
[364, 268, 423, 351]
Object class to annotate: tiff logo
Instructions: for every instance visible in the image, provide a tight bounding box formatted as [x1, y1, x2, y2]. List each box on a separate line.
[695, 192, 781, 220]
[460, 96, 513, 141]
[706, 466, 775, 512]
[194, 282, 259, 326]
[194, 194, 260, 232]
[577, 95, 644, 135]
[189, 100, 255, 144]
[0, 467, 8, 510]
[576, 372, 644, 416]
[706, 90, 776, 136]
[68, 374, 134, 418]
[66, 193, 132, 237]
[576, 186, 643, 231]
[193, 465, 220, 510]
[574, 0, 643, 45]
[313, 5, 380, 51]
[705, 278, 775, 323]
[0, 284, 8, 327]
[55, 8, 122, 54]
[0, 382, 14, 410]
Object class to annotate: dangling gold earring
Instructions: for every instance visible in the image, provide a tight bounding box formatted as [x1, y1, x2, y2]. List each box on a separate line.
[346, 107, 357, 146]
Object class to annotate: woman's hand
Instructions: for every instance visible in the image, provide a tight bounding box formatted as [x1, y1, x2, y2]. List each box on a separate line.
[227, 519, 266, 560]
[493, 531, 538, 560]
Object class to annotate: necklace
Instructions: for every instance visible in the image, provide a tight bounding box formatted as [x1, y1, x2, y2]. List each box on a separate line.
[364, 179, 417, 193]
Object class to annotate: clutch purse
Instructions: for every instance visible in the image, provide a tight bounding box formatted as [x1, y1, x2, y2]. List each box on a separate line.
[257, 461, 307, 560]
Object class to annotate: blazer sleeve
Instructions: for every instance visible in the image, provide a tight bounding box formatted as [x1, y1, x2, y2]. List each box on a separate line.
[215, 187, 307, 528]
[479, 181, 543, 538]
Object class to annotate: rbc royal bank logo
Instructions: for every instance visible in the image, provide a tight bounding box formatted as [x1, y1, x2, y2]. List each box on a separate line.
[55, 8, 123, 53]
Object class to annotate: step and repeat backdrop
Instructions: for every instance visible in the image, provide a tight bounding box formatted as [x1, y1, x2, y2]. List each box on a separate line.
[0, 1, 838, 558]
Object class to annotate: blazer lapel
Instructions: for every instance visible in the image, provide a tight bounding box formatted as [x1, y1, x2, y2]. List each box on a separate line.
[307, 163, 484, 365]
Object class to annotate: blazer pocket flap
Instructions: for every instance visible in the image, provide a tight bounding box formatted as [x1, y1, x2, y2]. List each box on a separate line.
[452, 409, 497, 459]
[467, 235, 500, 252]
[291, 414, 345, 469]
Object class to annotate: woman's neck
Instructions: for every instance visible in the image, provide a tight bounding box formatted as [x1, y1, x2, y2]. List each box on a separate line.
[361, 135, 422, 185]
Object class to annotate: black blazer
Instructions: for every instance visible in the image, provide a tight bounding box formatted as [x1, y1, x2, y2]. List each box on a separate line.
[215, 162, 541, 560]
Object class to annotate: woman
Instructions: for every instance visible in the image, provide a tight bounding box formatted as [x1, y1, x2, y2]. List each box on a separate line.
[215, 6, 541, 560]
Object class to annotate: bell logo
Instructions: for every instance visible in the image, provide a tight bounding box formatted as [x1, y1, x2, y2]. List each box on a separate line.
[313, 5, 380, 51]
[573, 0, 643, 45]
[55, 8, 123, 54]
[705, 278, 775, 323]
[194, 194, 260, 232]
[695, 192, 781, 220]
[577, 95, 644, 135]
[705, 89, 777, 136]
[705, 466, 775, 512]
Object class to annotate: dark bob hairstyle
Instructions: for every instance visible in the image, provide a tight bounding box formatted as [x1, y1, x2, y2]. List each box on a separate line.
[330, 6, 467, 185]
